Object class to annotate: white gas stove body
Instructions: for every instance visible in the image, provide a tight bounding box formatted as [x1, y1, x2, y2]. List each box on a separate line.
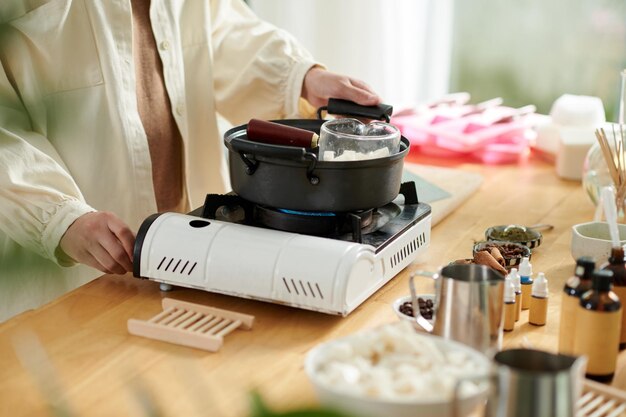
[135, 212, 431, 315]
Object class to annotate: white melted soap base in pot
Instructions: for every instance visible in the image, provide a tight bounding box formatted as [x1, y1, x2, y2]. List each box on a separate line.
[319, 118, 400, 161]
[323, 148, 391, 161]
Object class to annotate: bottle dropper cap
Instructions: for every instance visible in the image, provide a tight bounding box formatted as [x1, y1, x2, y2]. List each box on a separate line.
[592, 269, 614, 291]
[519, 257, 532, 275]
[504, 279, 515, 303]
[506, 268, 521, 292]
[575, 256, 595, 279]
[504, 271, 513, 291]
[532, 272, 549, 297]
[609, 246, 626, 263]
[519, 257, 532, 282]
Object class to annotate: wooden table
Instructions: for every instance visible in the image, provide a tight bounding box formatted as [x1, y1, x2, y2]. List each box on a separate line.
[0, 155, 608, 417]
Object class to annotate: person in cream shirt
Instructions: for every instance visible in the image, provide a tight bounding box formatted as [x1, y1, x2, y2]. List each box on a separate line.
[0, 0, 380, 321]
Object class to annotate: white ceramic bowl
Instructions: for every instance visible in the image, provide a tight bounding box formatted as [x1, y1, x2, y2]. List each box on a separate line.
[304, 323, 490, 417]
[571, 221, 626, 263]
[392, 294, 435, 332]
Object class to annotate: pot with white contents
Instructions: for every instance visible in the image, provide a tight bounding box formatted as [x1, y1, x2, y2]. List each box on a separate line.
[224, 99, 409, 212]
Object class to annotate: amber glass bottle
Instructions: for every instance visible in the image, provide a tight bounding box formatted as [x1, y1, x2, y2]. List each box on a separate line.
[574, 270, 622, 382]
[559, 257, 595, 355]
[601, 246, 626, 350]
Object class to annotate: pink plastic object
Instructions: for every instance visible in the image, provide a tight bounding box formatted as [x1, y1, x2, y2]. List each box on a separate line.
[392, 104, 540, 164]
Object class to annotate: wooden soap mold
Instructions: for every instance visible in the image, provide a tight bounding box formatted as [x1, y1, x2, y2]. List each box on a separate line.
[128, 298, 255, 352]
[579, 380, 626, 417]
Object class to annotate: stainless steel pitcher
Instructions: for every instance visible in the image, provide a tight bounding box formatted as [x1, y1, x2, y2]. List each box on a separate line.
[411, 263, 505, 353]
[453, 349, 587, 417]
[491, 349, 586, 417]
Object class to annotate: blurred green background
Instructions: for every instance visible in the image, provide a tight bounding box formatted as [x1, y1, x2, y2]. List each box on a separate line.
[450, 0, 626, 119]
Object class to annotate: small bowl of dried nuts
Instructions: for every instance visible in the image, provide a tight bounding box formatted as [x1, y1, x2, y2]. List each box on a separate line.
[472, 240, 531, 269]
[451, 241, 531, 275]
[392, 294, 435, 332]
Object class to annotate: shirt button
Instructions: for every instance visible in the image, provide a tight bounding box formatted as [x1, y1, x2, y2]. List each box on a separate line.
[176, 104, 185, 116]
[160, 40, 171, 51]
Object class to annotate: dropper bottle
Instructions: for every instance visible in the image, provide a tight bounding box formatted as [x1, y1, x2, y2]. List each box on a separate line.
[601, 246, 626, 350]
[599, 186, 626, 349]
[519, 257, 533, 310]
[512, 268, 522, 321]
[573, 270, 621, 382]
[506, 268, 522, 321]
[559, 257, 595, 355]
[529, 272, 549, 326]
[503, 279, 516, 332]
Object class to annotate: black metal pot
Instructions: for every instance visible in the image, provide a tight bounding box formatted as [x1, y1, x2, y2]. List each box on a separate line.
[223, 100, 409, 212]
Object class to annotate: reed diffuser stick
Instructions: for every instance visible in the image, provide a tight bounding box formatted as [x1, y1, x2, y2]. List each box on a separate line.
[617, 69, 626, 127]
[595, 126, 626, 220]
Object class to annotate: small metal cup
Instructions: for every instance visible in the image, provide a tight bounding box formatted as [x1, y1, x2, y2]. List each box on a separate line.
[411, 264, 504, 353]
[452, 349, 586, 417]
[490, 349, 586, 417]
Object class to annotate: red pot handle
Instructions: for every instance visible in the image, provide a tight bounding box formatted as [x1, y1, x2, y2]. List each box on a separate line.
[246, 119, 319, 148]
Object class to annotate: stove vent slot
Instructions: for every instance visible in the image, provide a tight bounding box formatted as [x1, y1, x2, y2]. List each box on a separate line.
[157, 256, 197, 275]
[390, 232, 427, 269]
[282, 277, 324, 299]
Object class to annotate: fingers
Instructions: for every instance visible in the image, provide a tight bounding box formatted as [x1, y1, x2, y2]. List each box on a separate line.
[88, 241, 127, 275]
[83, 213, 133, 274]
[59, 211, 136, 275]
[348, 88, 381, 106]
[348, 78, 375, 93]
[336, 77, 381, 107]
[80, 250, 115, 275]
[99, 232, 134, 272]
[98, 244, 128, 274]
[348, 78, 381, 102]
[107, 215, 136, 262]
[301, 68, 382, 108]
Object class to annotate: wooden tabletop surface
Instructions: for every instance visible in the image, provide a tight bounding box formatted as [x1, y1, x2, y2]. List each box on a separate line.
[0, 154, 612, 417]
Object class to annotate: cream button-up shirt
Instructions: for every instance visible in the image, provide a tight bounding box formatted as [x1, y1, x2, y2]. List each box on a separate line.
[0, 0, 316, 321]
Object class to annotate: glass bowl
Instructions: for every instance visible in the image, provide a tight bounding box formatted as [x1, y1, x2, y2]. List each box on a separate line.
[319, 118, 401, 161]
[581, 124, 626, 219]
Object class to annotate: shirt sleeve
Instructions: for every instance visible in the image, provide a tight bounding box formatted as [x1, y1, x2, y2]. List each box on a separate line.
[0, 62, 95, 266]
[210, 0, 320, 125]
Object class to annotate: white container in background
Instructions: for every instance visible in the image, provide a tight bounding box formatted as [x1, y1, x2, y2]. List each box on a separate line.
[556, 127, 599, 180]
[536, 94, 606, 180]
[551, 95, 606, 127]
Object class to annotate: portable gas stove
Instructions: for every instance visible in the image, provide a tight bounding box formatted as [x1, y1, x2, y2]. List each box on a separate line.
[133, 182, 431, 315]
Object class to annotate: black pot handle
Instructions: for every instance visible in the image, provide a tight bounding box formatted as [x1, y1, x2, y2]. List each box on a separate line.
[228, 136, 319, 183]
[317, 98, 393, 122]
[228, 135, 308, 160]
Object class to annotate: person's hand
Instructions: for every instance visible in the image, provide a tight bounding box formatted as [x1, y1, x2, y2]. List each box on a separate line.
[301, 67, 381, 108]
[59, 211, 135, 275]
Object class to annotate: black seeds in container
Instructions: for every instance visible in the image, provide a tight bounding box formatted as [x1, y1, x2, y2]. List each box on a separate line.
[399, 298, 433, 320]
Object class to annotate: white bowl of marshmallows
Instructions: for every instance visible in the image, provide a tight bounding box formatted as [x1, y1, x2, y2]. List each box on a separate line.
[304, 322, 490, 417]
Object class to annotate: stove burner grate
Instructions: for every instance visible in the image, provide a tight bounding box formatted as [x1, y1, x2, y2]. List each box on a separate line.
[199, 181, 423, 245]
[276, 208, 336, 217]
[255, 206, 374, 240]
